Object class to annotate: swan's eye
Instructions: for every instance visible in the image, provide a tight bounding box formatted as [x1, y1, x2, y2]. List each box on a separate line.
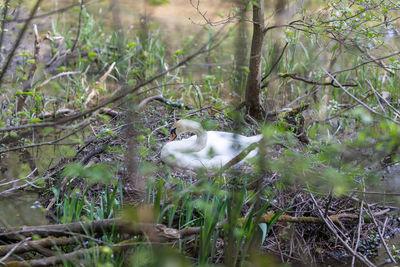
[169, 128, 177, 141]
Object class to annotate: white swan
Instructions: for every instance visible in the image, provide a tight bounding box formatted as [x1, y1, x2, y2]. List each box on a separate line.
[160, 120, 262, 171]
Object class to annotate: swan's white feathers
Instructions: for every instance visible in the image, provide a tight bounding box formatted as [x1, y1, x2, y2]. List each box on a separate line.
[160, 120, 262, 171]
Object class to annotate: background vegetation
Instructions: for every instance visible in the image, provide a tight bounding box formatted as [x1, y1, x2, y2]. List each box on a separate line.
[0, 0, 400, 266]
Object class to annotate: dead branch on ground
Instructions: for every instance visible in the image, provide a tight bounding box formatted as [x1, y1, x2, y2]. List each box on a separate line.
[309, 191, 376, 267]
[0, 200, 392, 266]
[137, 94, 193, 111]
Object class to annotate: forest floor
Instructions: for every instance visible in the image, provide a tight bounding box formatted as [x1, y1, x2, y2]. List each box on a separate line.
[33, 99, 400, 266]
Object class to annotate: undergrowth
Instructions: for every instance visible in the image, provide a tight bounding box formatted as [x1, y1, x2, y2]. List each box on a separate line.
[1, 2, 400, 266]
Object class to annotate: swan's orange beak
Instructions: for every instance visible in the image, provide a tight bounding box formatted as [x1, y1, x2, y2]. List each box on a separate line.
[169, 128, 177, 141]
[169, 132, 177, 141]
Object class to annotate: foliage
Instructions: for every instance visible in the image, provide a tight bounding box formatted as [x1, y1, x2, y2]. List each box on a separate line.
[1, 0, 400, 266]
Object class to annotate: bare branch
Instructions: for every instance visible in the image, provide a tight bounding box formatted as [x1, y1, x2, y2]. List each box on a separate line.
[366, 79, 400, 117]
[0, 237, 32, 265]
[0, 120, 90, 154]
[35, 71, 81, 89]
[137, 95, 193, 111]
[263, 72, 357, 89]
[354, 43, 395, 75]
[0, 0, 43, 88]
[323, 68, 400, 125]
[0, 26, 230, 133]
[0, 0, 11, 53]
[309, 191, 376, 267]
[189, 0, 242, 26]
[17, 23, 41, 111]
[261, 42, 288, 82]
[7, 0, 99, 23]
[351, 183, 365, 267]
[332, 52, 400, 75]
[70, 0, 84, 53]
[366, 204, 397, 264]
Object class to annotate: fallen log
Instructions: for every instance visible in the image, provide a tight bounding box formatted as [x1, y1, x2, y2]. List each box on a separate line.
[0, 207, 391, 265]
[0, 219, 180, 242]
[1, 208, 390, 242]
[0, 237, 84, 257]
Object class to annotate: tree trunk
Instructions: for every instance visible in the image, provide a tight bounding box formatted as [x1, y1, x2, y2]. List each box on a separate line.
[245, 0, 265, 119]
[233, 0, 248, 95]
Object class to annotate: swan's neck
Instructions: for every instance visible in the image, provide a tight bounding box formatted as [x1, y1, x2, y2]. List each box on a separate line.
[191, 127, 207, 152]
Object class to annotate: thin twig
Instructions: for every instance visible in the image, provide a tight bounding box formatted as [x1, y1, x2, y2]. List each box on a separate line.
[213, 141, 260, 177]
[188, 0, 241, 26]
[0, 167, 37, 188]
[332, 51, 400, 75]
[137, 94, 193, 111]
[0, 0, 43, 87]
[351, 183, 365, 267]
[35, 71, 81, 89]
[323, 68, 400, 125]
[278, 72, 357, 88]
[8, 0, 98, 23]
[0, 0, 11, 54]
[366, 79, 400, 117]
[70, 0, 83, 52]
[313, 91, 374, 124]
[309, 190, 376, 267]
[355, 43, 395, 75]
[0, 121, 90, 154]
[0, 237, 31, 265]
[261, 42, 288, 82]
[0, 25, 230, 133]
[350, 190, 400, 196]
[287, 86, 320, 107]
[17, 23, 41, 111]
[366, 204, 396, 263]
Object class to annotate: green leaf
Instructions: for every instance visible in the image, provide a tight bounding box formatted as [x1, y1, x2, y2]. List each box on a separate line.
[251, 0, 260, 8]
[285, 30, 294, 36]
[241, 66, 250, 73]
[138, 162, 157, 175]
[127, 42, 137, 48]
[174, 50, 183, 57]
[331, 44, 339, 51]
[73, 138, 85, 146]
[35, 178, 45, 187]
[63, 163, 115, 184]
[98, 114, 110, 122]
[84, 164, 115, 184]
[127, 79, 136, 87]
[60, 146, 76, 158]
[137, 135, 146, 142]
[42, 127, 54, 136]
[258, 223, 267, 246]
[88, 52, 98, 60]
[63, 163, 85, 177]
[57, 66, 68, 72]
[150, 0, 169, 5]
[15, 91, 33, 96]
[29, 117, 43, 124]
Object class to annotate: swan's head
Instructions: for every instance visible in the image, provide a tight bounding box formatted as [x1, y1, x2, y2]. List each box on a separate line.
[169, 120, 203, 141]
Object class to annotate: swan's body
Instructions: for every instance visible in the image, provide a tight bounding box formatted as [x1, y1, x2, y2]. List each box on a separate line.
[160, 120, 262, 171]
